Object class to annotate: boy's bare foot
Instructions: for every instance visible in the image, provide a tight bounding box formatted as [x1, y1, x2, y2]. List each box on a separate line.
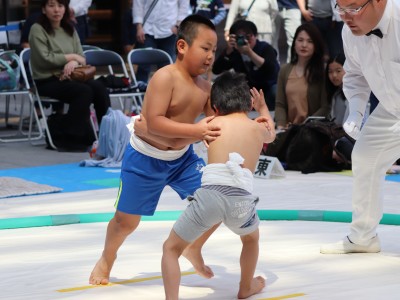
[182, 247, 214, 279]
[89, 255, 116, 285]
[237, 276, 266, 299]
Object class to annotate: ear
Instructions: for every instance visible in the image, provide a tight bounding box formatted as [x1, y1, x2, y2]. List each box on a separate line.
[213, 105, 220, 115]
[176, 39, 187, 55]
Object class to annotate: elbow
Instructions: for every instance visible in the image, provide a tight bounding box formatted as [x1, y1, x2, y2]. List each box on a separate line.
[266, 129, 276, 144]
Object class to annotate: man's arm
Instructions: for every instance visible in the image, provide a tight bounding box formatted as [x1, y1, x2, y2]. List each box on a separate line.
[70, 0, 92, 17]
[296, 0, 313, 22]
[341, 28, 370, 140]
[177, 0, 190, 24]
[256, 44, 280, 79]
[133, 0, 146, 44]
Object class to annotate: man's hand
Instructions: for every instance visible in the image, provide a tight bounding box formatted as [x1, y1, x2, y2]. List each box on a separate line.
[196, 116, 221, 144]
[343, 111, 364, 140]
[136, 25, 145, 44]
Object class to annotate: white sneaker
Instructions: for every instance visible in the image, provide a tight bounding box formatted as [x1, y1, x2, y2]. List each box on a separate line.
[320, 235, 381, 254]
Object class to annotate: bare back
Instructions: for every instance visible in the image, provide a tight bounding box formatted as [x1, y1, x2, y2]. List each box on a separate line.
[139, 64, 211, 150]
[207, 113, 266, 171]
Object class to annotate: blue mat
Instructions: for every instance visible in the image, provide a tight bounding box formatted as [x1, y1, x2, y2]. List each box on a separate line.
[0, 164, 120, 193]
[386, 174, 400, 183]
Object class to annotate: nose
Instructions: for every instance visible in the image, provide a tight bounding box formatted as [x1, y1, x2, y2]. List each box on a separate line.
[341, 12, 352, 22]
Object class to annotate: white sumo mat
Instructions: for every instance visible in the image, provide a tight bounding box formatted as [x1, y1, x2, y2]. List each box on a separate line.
[1, 171, 400, 299]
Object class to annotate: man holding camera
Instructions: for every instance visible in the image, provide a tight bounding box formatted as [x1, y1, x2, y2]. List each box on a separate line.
[213, 20, 280, 110]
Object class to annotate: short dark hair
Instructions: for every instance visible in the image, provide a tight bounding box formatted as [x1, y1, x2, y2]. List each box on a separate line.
[211, 71, 252, 115]
[177, 14, 216, 47]
[229, 20, 258, 36]
[326, 52, 346, 102]
[38, 0, 74, 36]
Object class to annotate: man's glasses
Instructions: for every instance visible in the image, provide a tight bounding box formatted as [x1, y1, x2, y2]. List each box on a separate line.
[335, 0, 372, 15]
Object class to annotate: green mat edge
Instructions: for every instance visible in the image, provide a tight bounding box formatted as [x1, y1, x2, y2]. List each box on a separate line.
[2, 210, 400, 230]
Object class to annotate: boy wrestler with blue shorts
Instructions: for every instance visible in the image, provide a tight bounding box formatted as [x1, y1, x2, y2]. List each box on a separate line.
[89, 15, 221, 285]
[162, 71, 276, 299]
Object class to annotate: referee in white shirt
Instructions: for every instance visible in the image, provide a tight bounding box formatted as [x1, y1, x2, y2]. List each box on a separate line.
[70, 0, 92, 44]
[321, 0, 400, 254]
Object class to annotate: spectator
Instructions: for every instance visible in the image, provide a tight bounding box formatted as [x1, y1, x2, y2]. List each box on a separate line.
[69, 0, 92, 44]
[21, 1, 93, 48]
[20, 11, 41, 49]
[297, 0, 343, 58]
[326, 52, 353, 165]
[272, 0, 302, 63]
[224, 0, 278, 44]
[133, 0, 189, 82]
[29, 0, 110, 150]
[122, 0, 137, 55]
[191, 0, 227, 26]
[213, 20, 280, 110]
[274, 23, 330, 129]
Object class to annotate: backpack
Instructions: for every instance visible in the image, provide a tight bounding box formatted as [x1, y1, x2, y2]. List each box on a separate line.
[0, 51, 21, 91]
[285, 119, 349, 174]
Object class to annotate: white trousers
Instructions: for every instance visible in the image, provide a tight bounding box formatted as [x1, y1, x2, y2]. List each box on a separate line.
[349, 104, 400, 245]
[272, 8, 301, 63]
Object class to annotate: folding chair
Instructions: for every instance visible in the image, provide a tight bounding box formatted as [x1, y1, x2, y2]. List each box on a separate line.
[84, 49, 140, 114]
[127, 48, 173, 111]
[22, 48, 98, 150]
[0, 50, 43, 143]
[81, 45, 102, 52]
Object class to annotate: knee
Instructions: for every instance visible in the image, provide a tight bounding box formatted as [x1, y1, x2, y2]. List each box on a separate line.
[162, 238, 185, 257]
[113, 214, 139, 235]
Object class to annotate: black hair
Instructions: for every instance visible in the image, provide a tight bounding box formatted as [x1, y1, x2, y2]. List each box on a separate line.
[229, 20, 258, 36]
[326, 52, 346, 102]
[177, 14, 216, 49]
[38, 0, 74, 36]
[211, 71, 252, 115]
[290, 23, 325, 85]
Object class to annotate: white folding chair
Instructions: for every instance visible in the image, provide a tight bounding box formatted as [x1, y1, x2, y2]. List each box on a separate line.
[127, 48, 173, 112]
[0, 49, 43, 143]
[84, 49, 144, 114]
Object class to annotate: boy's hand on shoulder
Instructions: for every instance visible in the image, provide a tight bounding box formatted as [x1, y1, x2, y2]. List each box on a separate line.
[254, 116, 272, 131]
[255, 116, 276, 143]
[196, 116, 221, 143]
[134, 114, 148, 136]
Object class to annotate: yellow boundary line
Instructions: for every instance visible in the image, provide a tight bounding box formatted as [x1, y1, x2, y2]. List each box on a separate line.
[258, 293, 306, 300]
[57, 271, 196, 293]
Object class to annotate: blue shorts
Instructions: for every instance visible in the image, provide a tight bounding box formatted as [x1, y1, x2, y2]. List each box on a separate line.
[114, 144, 205, 216]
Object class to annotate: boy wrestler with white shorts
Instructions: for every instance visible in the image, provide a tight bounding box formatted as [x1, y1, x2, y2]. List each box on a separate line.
[161, 71, 276, 299]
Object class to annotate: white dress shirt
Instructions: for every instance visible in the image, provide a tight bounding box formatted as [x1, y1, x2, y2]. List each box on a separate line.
[133, 0, 189, 39]
[342, 0, 400, 117]
[224, 0, 278, 35]
[70, 0, 92, 17]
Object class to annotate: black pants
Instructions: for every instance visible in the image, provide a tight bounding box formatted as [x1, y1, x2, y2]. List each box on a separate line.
[35, 76, 111, 133]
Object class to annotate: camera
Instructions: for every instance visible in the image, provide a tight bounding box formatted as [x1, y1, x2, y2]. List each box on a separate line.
[236, 35, 247, 47]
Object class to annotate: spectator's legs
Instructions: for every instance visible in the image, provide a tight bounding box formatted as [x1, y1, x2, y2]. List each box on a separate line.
[86, 79, 111, 124]
[36, 78, 93, 135]
[282, 8, 301, 62]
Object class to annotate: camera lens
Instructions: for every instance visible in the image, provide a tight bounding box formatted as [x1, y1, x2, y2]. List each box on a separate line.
[237, 35, 246, 46]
